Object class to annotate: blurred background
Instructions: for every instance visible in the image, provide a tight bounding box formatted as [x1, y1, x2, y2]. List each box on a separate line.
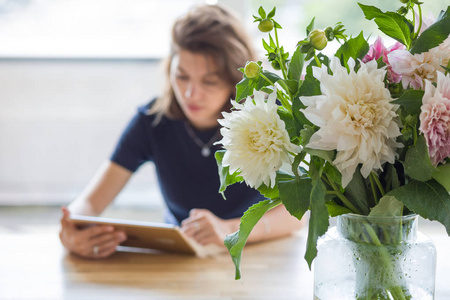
[0, 0, 444, 210]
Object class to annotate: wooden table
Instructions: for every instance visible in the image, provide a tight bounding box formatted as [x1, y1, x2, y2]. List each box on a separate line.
[0, 223, 449, 300]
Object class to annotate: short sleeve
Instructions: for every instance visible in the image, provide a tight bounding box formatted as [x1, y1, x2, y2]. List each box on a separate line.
[110, 110, 152, 172]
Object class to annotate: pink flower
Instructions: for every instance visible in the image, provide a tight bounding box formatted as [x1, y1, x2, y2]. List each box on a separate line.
[388, 40, 450, 90]
[419, 72, 450, 166]
[388, 13, 450, 90]
[363, 37, 404, 83]
[415, 12, 436, 35]
[362, 37, 385, 63]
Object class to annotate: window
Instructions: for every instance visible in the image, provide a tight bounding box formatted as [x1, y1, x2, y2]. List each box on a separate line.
[0, 0, 221, 58]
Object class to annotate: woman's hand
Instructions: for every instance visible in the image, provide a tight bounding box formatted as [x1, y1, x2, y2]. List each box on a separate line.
[59, 207, 127, 259]
[180, 209, 238, 246]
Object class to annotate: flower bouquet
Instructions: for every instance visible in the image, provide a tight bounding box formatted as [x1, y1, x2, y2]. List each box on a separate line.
[215, 1, 450, 299]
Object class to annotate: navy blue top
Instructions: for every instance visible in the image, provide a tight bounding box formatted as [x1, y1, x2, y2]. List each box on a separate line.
[110, 101, 264, 225]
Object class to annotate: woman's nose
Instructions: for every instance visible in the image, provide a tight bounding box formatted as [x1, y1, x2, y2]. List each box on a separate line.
[184, 83, 201, 99]
[184, 84, 192, 98]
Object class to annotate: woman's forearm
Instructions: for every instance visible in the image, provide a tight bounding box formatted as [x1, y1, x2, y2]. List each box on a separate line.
[226, 205, 305, 244]
[68, 161, 133, 216]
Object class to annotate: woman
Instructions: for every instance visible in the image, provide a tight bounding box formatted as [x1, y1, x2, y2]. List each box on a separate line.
[59, 4, 302, 259]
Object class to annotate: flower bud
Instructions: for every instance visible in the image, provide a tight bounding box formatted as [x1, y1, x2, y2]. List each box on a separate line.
[271, 60, 281, 70]
[389, 84, 401, 95]
[268, 52, 277, 61]
[258, 19, 274, 33]
[397, 6, 408, 15]
[308, 29, 327, 50]
[324, 27, 334, 41]
[244, 61, 261, 78]
[399, 0, 408, 3]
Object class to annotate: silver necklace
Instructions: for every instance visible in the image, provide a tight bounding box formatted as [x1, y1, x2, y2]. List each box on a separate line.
[184, 121, 221, 157]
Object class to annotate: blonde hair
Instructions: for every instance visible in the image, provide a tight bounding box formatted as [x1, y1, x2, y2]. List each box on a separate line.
[150, 4, 256, 121]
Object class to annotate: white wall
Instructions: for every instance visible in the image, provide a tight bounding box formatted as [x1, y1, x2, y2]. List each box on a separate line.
[0, 59, 164, 206]
[0, 0, 249, 207]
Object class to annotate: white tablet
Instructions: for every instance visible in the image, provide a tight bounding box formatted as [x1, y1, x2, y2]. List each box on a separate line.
[70, 215, 224, 257]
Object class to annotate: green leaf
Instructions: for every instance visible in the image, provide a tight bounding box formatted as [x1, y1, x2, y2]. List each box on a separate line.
[410, 6, 450, 54]
[304, 148, 335, 163]
[443, 64, 450, 74]
[384, 163, 401, 192]
[260, 87, 273, 94]
[277, 172, 299, 182]
[369, 195, 404, 217]
[358, 3, 413, 47]
[269, 34, 276, 48]
[432, 163, 450, 192]
[305, 47, 316, 61]
[262, 38, 274, 52]
[335, 31, 369, 68]
[267, 7, 276, 19]
[344, 166, 371, 215]
[257, 70, 282, 90]
[323, 162, 342, 186]
[258, 6, 266, 19]
[273, 20, 282, 29]
[224, 199, 282, 279]
[387, 180, 450, 235]
[235, 77, 256, 102]
[300, 124, 315, 146]
[298, 70, 321, 97]
[292, 96, 312, 133]
[403, 135, 436, 181]
[278, 109, 297, 141]
[252, 16, 262, 23]
[288, 46, 305, 82]
[257, 183, 279, 199]
[235, 70, 281, 102]
[277, 79, 298, 95]
[300, 127, 336, 163]
[316, 53, 330, 68]
[215, 150, 244, 198]
[278, 178, 312, 220]
[291, 153, 304, 179]
[306, 17, 315, 35]
[392, 89, 424, 115]
[326, 200, 352, 217]
[304, 176, 329, 269]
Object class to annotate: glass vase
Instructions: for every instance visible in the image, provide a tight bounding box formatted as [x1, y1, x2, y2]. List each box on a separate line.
[314, 214, 436, 300]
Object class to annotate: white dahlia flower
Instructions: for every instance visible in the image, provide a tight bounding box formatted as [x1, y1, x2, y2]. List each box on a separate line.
[217, 89, 300, 188]
[300, 58, 402, 187]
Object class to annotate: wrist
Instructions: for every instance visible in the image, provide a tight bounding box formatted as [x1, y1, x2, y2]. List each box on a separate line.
[225, 218, 240, 234]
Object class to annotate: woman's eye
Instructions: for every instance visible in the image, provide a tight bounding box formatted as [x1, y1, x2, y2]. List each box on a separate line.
[176, 75, 188, 81]
[204, 80, 219, 86]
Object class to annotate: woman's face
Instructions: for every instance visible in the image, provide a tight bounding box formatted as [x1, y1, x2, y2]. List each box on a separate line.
[170, 50, 233, 130]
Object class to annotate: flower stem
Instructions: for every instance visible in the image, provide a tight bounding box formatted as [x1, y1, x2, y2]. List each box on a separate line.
[369, 174, 379, 205]
[362, 223, 408, 300]
[413, 124, 418, 144]
[413, 4, 423, 41]
[325, 174, 361, 214]
[259, 72, 274, 85]
[277, 80, 294, 103]
[274, 27, 288, 80]
[259, 73, 292, 113]
[322, 176, 331, 187]
[292, 152, 306, 181]
[328, 191, 360, 214]
[371, 172, 385, 196]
